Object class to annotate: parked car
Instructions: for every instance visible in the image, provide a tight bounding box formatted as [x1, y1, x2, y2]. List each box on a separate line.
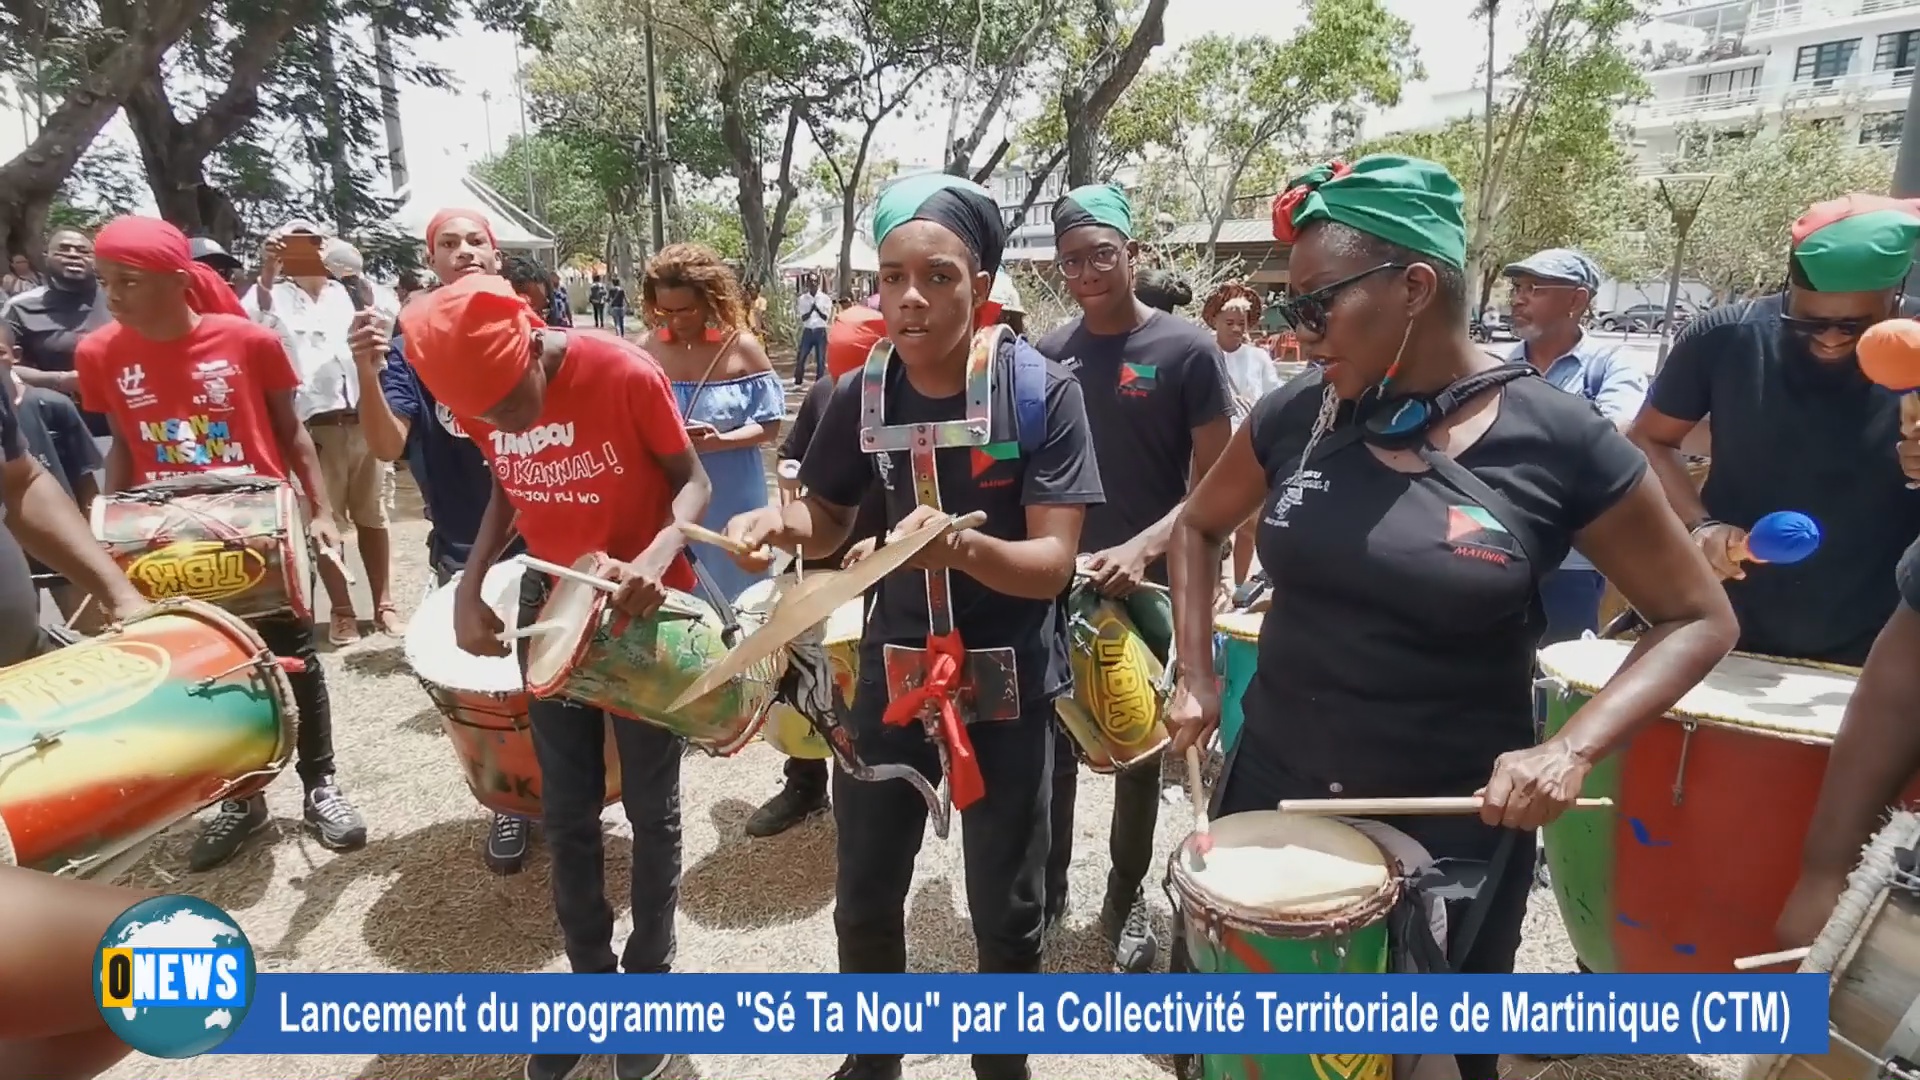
[1478, 309, 1516, 342]
[1598, 303, 1692, 333]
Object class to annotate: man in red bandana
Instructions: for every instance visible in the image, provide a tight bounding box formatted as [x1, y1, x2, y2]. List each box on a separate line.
[397, 271, 711, 1080]
[74, 215, 367, 871]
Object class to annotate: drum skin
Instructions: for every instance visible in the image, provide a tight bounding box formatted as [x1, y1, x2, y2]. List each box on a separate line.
[0, 599, 293, 875]
[1540, 649, 1920, 974]
[1171, 811, 1395, 1080]
[1055, 584, 1170, 773]
[427, 685, 622, 819]
[1214, 612, 1261, 756]
[93, 477, 314, 623]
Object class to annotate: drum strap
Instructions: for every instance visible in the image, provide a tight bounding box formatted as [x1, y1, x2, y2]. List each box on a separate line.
[1391, 830, 1519, 975]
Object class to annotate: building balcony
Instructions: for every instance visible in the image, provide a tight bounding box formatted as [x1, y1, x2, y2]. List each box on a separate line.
[1644, 37, 1765, 71]
[1635, 85, 1767, 123]
[1781, 65, 1914, 104]
[1750, 0, 1920, 36]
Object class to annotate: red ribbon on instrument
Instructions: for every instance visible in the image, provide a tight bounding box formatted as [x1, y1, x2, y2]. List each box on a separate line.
[881, 630, 985, 811]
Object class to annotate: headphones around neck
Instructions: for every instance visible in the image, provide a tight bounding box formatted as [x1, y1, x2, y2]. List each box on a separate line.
[1352, 362, 1537, 450]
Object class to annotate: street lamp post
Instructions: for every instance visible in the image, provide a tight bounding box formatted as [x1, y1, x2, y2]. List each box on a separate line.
[1652, 172, 1720, 369]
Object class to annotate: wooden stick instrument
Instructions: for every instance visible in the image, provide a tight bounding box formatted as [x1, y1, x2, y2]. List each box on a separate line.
[1277, 796, 1615, 816]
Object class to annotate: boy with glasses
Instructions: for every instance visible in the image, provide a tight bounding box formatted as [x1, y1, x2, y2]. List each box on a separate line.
[1629, 193, 1920, 666]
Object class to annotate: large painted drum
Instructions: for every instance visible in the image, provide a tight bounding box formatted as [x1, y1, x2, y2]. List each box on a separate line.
[524, 555, 784, 755]
[1171, 810, 1398, 1080]
[741, 577, 864, 761]
[1743, 811, 1920, 1080]
[1539, 638, 1920, 973]
[407, 561, 621, 818]
[1054, 583, 1171, 773]
[1213, 611, 1262, 755]
[0, 599, 295, 876]
[93, 474, 315, 623]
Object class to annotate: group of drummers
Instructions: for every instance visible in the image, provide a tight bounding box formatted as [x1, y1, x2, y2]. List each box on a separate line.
[9, 156, 1920, 1080]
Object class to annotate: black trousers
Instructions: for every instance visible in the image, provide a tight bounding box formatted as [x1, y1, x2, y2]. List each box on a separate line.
[254, 615, 334, 786]
[520, 572, 683, 975]
[1047, 727, 1161, 914]
[834, 668, 1053, 1080]
[784, 753, 829, 791]
[1177, 758, 1535, 1080]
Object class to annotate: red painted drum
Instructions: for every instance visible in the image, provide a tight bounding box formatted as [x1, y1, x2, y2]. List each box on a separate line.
[0, 599, 295, 876]
[406, 561, 620, 819]
[1538, 639, 1920, 973]
[93, 474, 315, 623]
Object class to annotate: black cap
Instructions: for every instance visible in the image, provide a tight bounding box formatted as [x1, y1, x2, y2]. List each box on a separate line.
[190, 237, 242, 272]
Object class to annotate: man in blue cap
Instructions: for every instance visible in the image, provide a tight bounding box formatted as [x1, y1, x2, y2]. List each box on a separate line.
[1504, 247, 1647, 643]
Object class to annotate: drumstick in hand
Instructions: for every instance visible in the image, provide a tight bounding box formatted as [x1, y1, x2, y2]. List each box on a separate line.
[1184, 744, 1211, 866]
[1278, 796, 1614, 816]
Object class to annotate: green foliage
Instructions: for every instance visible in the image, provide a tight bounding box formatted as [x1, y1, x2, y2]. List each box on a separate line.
[678, 195, 749, 261]
[475, 132, 611, 263]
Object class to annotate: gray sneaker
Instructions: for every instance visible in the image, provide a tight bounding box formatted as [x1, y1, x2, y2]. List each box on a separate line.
[189, 795, 269, 871]
[304, 778, 367, 851]
[485, 814, 530, 874]
[1101, 891, 1158, 974]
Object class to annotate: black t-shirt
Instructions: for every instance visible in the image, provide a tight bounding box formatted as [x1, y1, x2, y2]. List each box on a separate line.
[1649, 294, 1920, 666]
[3, 281, 113, 436]
[0, 380, 48, 665]
[607, 285, 628, 310]
[799, 342, 1105, 712]
[16, 386, 100, 499]
[782, 376, 886, 571]
[1237, 369, 1647, 799]
[1034, 311, 1232, 568]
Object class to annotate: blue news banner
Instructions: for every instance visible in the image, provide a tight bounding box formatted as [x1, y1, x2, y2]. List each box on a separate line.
[215, 974, 1830, 1057]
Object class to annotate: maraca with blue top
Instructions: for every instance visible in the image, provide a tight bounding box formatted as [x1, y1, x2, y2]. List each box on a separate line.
[1701, 510, 1823, 581]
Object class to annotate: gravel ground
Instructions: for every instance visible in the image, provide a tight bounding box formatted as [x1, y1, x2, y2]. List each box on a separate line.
[91, 376, 1742, 1080]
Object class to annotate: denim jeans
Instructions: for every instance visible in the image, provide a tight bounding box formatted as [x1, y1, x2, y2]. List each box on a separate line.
[795, 327, 828, 382]
[519, 572, 684, 974]
[1538, 567, 1606, 647]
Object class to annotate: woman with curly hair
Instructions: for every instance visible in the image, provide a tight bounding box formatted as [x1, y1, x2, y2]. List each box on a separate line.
[1204, 281, 1286, 582]
[641, 243, 786, 603]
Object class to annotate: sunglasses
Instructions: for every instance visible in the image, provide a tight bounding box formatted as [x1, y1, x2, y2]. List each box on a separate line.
[1279, 263, 1407, 336]
[1778, 313, 1881, 339]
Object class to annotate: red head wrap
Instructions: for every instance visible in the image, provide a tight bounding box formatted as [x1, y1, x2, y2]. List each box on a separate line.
[827, 305, 886, 380]
[426, 208, 498, 249]
[397, 272, 532, 419]
[94, 215, 248, 318]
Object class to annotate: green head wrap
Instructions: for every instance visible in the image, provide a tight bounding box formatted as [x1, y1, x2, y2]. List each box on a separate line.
[872, 173, 1006, 276]
[1790, 194, 1920, 293]
[1053, 183, 1133, 240]
[1271, 154, 1467, 269]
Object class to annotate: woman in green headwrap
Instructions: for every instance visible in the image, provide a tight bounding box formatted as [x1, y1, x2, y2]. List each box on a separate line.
[1160, 156, 1737, 1079]
[725, 173, 1102, 1080]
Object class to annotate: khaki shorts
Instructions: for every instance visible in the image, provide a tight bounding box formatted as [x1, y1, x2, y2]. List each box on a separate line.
[308, 421, 392, 530]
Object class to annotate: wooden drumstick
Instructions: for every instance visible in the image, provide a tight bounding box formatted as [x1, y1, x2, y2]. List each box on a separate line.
[514, 555, 619, 594]
[1733, 946, 1810, 971]
[497, 620, 564, 643]
[883, 509, 988, 544]
[1277, 796, 1615, 816]
[1184, 744, 1211, 865]
[679, 521, 759, 557]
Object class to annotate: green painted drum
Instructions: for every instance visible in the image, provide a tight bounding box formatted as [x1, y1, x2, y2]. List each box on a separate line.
[1214, 611, 1262, 755]
[524, 555, 783, 755]
[1054, 583, 1171, 773]
[1171, 810, 1398, 1080]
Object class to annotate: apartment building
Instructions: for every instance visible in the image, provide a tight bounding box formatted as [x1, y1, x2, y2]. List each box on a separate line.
[1630, 0, 1920, 168]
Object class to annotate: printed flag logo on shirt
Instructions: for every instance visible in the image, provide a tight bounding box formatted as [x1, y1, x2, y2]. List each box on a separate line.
[1118, 363, 1158, 396]
[971, 440, 1021, 487]
[1446, 504, 1518, 565]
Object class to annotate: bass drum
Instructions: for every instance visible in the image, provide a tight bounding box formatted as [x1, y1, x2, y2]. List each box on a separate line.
[0, 599, 294, 876]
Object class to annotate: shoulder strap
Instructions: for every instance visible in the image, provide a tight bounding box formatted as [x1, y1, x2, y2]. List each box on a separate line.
[1012, 337, 1046, 455]
[1415, 446, 1547, 585]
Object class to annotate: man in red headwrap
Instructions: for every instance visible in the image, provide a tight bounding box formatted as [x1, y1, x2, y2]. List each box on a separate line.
[74, 214, 367, 872]
[395, 270, 711, 1080]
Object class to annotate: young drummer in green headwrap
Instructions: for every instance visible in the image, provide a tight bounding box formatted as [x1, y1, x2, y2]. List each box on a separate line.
[1630, 193, 1920, 666]
[1160, 155, 1735, 1080]
[1032, 182, 1234, 974]
[725, 173, 1102, 1080]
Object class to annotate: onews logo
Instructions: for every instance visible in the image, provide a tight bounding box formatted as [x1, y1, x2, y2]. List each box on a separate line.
[94, 894, 256, 1058]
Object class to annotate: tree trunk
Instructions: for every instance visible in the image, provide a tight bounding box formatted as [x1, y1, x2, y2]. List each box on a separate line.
[312, 22, 355, 234]
[1063, 0, 1170, 187]
[837, 126, 878, 292]
[1008, 145, 1067, 231]
[0, 0, 207, 256]
[764, 105, 805, 284]
[717, 72, 774, 285]
[1468, 1, 1499, 310]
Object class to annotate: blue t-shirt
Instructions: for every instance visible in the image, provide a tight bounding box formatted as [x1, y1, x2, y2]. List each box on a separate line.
[382, 335, 500, 568]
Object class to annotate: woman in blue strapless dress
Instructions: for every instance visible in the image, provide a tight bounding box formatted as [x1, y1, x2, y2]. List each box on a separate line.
[639, 245, 786, 605]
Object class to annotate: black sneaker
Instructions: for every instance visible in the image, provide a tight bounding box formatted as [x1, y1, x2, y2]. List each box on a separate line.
[744, 780, 828, 838]
[189, 795, 269, 871]
[525, 1053, 583, 1080]
[304, 778, 367, 851]
[485, 814, 530, 874]
[1101, 891, 1158, 974]
[615, 1053, 670, 1079]
[829, 1056, 902, 1080]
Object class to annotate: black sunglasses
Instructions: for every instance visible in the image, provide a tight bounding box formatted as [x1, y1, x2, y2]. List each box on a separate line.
[1279, 263, 1407, 336]
[1778, 291, 1904, 340]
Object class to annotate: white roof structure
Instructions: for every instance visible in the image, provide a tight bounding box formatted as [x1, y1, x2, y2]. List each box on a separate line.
[388, 167, 556, 253]
[781, 229, 878, 274]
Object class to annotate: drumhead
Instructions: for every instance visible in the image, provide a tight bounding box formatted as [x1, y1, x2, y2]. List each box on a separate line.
[825, 597, 865, 646]
[735, 576, 783, 617]
[524, 558, 603, 691]
[405, 562, 527, 695]
[1539, 639, 1856, 741]
[1184, 810, 1390, 920]
[1215, 610, 1261, 642]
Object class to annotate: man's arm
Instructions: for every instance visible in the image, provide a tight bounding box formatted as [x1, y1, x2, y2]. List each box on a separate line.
[455, 475, 518, 603]
[0, 455, 144, 619]
[1592, 351, 1651, 432]
[357, 337, 413, 463]
[1626, 320, 1716, 527]
[633, 447, 711, 575]
[100, 413, 134, 496]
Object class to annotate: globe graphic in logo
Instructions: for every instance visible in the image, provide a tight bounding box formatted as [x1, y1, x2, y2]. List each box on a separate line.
[93, 894, 255, 1058]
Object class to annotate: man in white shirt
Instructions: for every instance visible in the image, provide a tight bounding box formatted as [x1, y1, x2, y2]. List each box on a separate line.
[242, 219, 399, 646]
[792, 273, 834, 386]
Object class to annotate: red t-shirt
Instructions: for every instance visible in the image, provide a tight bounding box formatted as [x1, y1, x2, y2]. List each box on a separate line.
[464, 330, 697, 589]
[75, 315, 299, 485]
